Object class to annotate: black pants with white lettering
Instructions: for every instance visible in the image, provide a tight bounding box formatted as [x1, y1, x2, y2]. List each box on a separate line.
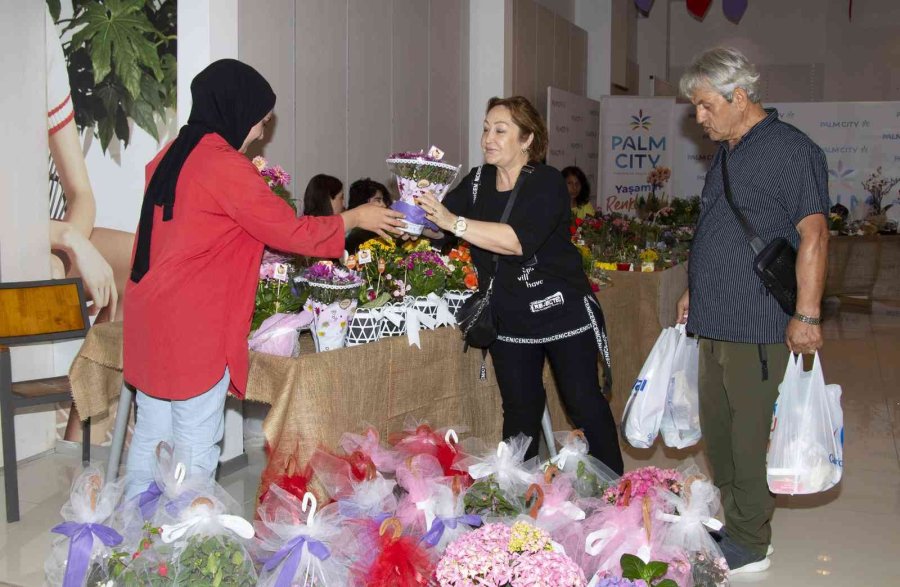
[489, 329, 624, 474]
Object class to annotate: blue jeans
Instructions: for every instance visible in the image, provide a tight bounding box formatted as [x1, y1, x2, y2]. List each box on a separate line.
[124, 368, 230, 500]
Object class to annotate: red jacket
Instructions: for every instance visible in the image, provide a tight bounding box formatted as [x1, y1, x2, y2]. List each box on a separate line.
[124, 134, 344, 399]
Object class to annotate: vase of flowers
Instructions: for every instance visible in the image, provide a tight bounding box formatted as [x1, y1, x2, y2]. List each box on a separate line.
[297, 262, 363, 352]
[387, 147, 461, 235]
[862, 166, 899, 218]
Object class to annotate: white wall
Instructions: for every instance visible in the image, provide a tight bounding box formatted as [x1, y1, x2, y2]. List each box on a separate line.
[660, 0, 900, 102]
[469, 0, 510, 169]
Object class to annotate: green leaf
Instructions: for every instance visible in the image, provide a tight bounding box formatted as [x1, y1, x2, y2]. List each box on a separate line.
[130, 98, 159, 140]
[655, 580, 679, 587]
[645, 561, 669, 581]
[47, 0, 62, 22]
[115, 106, 131, 146]
[620, 553, 645, 580]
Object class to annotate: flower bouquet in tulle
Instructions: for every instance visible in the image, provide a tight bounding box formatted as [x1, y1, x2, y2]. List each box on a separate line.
[387, 146, 461, 235]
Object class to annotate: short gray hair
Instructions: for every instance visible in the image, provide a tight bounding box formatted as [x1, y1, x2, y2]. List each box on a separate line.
[679, 47, 761, 103]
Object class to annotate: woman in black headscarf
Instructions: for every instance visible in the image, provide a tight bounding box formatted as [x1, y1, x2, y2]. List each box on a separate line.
[123, 59, 403, 497]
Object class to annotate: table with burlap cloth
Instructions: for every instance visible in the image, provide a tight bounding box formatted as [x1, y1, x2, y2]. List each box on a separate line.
[68, 264, 687, 494]
[825, 234, 900, 302]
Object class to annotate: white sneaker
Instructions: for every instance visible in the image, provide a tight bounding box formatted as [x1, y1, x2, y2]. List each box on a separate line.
[729, 556, 771, 576]
[767, 544, 774, 556]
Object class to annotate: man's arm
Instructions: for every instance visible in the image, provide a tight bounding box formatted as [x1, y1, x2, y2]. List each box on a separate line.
[786, 213, 829, 353]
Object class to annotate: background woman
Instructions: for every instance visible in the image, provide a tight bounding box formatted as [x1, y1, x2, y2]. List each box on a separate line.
[123, 59, 403, 497]
[418, 96, 623, 473]
[303, 173, 345, 216]
[345, 177, 391, 253]
[563, 165, 596, 219]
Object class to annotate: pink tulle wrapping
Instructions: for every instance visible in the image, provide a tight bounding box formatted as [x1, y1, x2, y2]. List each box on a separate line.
[395, 455, 445, 534]
[339, 427, 398, 474]
[248, 312, 313, 357]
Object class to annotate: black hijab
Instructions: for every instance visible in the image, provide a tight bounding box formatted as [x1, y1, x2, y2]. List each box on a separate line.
[130, 59, 276, 283]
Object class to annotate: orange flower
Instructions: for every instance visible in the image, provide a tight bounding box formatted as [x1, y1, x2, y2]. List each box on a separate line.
[464, 272, 478, 289]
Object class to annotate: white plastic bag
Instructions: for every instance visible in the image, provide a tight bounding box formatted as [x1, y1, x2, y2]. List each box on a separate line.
[767, 352, 844, 495]
[659, 326, 702, 449]
[622, 326, 681, 448]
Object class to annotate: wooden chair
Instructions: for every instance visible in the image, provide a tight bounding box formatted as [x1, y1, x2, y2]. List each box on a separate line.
[0, 278, 92, 522]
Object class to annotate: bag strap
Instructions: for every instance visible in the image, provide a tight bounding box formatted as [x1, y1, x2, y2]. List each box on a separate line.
[720, 153, 766, 255]
[490, 165, 534, 274]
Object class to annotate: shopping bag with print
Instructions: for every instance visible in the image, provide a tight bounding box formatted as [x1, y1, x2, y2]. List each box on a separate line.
[766, 352, 844, 494]
[622, 326, 681, 448]
[659, 325, 702, 449]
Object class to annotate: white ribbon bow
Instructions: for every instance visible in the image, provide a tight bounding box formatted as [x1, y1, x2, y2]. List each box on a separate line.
[160, 511, 255, 544]
[467, 441, 534, 489]
[380, 301, 409, 328]
[430, 293, 457, 328]
[551, 445, 585, 471]
[541, 501, 586, 522]
[405, 301, 436, 348]
[416, 497, 438, 531]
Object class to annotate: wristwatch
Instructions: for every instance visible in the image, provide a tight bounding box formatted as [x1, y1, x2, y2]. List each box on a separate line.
[452, 216, 468, 237]
[792, 313, 822, 326]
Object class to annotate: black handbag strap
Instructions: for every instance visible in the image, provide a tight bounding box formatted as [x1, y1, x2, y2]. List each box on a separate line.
[471, 165, 533, 276]
[720, 153, 766, 255]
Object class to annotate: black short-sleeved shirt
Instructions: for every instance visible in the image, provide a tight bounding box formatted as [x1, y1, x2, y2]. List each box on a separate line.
[443, 164, 594, 339]
[687, 109, 830, 344]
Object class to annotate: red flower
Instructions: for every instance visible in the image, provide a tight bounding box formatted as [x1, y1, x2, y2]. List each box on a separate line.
[158, 563, 168, 577]
[575, 217, 584, 227]
[569, 225, 577, 235]
[590, 282, 600, 292]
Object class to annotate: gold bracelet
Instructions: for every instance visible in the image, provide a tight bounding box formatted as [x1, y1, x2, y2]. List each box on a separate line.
[792, 313, 821, 326]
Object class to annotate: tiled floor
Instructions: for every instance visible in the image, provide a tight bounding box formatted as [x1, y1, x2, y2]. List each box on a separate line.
[1, 298, 898, 585]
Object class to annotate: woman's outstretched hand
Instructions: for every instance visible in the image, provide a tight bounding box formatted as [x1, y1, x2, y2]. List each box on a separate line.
[342, 204, 406, 240]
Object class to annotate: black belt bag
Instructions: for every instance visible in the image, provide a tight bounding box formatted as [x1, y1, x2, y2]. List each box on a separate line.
[458, 165, 533, 348]
[721, 154, 797, 315]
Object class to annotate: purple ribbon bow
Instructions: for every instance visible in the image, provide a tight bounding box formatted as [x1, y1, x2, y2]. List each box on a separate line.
[263, 534, 331, 587]
[51, 521, 123, 587]
[337, 501, 391, 524]
[421, 514, 483, 547]
[164, 490, 199, 517]
[137, 481, 163, 520]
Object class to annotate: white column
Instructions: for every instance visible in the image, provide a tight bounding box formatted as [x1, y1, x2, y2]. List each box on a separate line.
[468, 0, 511, 169]
[574, 0, 612, 101]
[0, 2, 58, 465]
[177, 0, 244, 465]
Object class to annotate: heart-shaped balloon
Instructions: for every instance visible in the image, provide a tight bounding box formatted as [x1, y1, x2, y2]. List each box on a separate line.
[723, 0, 749, 22]
[686, 0, 713, 19]
[634, 0, 654, 13]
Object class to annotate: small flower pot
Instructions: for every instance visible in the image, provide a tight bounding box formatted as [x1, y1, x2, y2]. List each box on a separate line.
[442, 290, 474, 317]
[616, 262, 632, 272]
[345, 307, 382, 347]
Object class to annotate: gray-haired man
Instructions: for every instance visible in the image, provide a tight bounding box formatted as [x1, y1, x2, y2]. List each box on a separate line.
[676, 47, 830, 575]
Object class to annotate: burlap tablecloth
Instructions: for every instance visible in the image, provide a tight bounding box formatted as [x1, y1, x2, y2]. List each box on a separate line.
[68, 264, 688, 479]
[825, 235, 900, 301]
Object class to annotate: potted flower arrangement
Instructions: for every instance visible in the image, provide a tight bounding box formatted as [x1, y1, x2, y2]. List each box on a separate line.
[296, 261, 363, 352]
[252, 156, 296, 214]
[252, 250, 303, 332]
[861, 166, 899, 222]
[443, 243, 478, 316]
[346, 237, 400, 346]
[435, 520, 586, 586]
[828, 212, 845, 236]
[639, 248, 659, 273]
[387, 147, 461, 235]
[396, 249, 451, 331]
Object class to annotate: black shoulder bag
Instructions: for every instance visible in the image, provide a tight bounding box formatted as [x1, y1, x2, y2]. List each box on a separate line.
[457, 165, 533, 349]
[721, 154, 797, 315]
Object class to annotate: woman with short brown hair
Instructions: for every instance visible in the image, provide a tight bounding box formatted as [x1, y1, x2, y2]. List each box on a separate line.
[418, 96, 622, 472]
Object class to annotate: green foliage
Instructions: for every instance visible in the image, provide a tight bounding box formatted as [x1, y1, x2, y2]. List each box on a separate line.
[620, 554, 677, 587]
[51, 0, 176, 152]
[174, 535, 256, 587]
[253, 278, 305, 332]
[463, 477, 521, 518]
